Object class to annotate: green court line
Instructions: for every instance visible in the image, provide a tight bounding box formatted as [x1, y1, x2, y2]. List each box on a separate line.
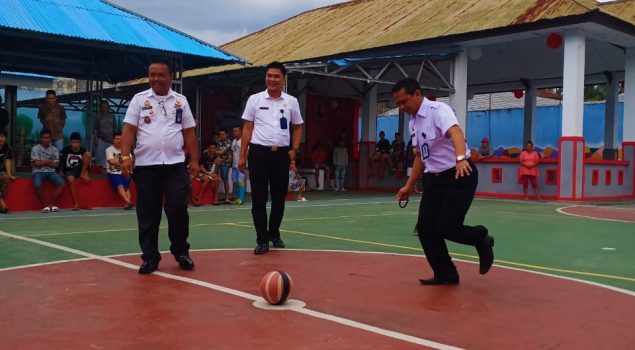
[225, 223, 635, 283]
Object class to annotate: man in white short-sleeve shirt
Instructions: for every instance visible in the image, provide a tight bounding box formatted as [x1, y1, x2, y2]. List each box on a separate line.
[394, 78, 494, 286]
[120, 59, 200, 274]
[239, 61, 304, 254]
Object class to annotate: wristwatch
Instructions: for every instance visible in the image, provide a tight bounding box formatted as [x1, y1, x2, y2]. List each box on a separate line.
[456, 155, 466, 162]
[118, 154, 132, 163]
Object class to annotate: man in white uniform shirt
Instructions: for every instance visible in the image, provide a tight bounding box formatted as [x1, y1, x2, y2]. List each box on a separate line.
[394, 78, 494, 285]
[120, 59, 200, 274]
[239, 61, 303, 254]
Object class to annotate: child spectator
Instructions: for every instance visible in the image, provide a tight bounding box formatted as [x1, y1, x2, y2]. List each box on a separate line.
[332, 138, 348, 191]
[31, 129, 65, 212]
[371, 130, 390, 177]
[106, 132, 134, 210]
[478, 138, 491, 158]
[389, 132, 405, 173]
[310, 142, 331, 189]
[193, 142, 221, 206]
[289, 168, 307, 201]
[216, 129, 233, 204]
[60, 132, 92, 210]
[0, 129, 16, 213]
[231, 126, 246, 205]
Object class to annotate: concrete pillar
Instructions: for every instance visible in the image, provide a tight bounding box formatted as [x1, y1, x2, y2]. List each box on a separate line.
[361, 84, 377, 142]
[4, 85, 17, 142]
[449, 50, 468, 129]
[359, 84, 378, 189]
[624, 48, 635, 142]
[523, 82, 537, 144]
[558, 137, 585, 200]
[604, 73, 619, 151]
[562, 30, 586, 136]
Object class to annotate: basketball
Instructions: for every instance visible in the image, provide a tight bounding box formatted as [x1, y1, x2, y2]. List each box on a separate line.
[260, 271, 294, 305]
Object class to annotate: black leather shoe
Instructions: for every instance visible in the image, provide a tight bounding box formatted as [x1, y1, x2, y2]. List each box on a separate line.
[254, 243, 270, 255]
[475, 227, 495, 275]
[177, 255, 195, 270]
[138, 260, 159, 274]
[419, 276, 460, 285]
[271, 238, 285, 248]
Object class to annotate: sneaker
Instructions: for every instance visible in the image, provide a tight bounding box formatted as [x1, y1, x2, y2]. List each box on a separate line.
[42, 206, 51, 213]
[233, 199, 244, 205]
[297, 197, 308, 202]
[51, 206, 60, 212]
[334, 188, 340, 192]
[341, 188, 347, 192]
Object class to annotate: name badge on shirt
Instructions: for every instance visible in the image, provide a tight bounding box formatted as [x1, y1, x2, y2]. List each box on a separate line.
[279, 109, 288, 130]
[175, 108, 183, 124]
[421, 144, 430, 159]
[259, 107, 269, 110]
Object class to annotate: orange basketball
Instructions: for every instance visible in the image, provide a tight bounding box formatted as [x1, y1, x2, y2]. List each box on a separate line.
[260, 271, 294, 305]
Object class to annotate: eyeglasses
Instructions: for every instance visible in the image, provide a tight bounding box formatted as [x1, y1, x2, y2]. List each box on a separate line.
[157, 101, 167, 116]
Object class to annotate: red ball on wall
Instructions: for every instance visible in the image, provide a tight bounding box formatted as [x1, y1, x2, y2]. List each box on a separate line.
[514, 90, 524, 99]
[546, 33, 563, 49]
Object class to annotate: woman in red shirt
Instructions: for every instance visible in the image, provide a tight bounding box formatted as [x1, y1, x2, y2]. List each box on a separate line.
[519, 140, 541, 200]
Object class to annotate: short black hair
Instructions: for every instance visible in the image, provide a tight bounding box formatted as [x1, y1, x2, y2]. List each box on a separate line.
[149, 58, 172, 73]
[233, 125, 242, 131]
[0, 129, 7, 137]
[392, 78, 422, 95]
[45, 90, 56, 96]
[70, 132, 81, 141]
[526, 140, 534, 146]
[113, 131, 122, 137]
[266, 61, 286, 76]
[40, 129, 52, 137]
[208, 141, 218, 147]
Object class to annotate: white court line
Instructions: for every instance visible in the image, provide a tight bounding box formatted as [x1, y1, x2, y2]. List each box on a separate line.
[556, 205, 635, 224]
[0, 229, 462, 350]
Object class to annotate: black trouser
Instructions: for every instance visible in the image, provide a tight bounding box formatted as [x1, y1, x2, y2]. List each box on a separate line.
[416, 160, 487, 278]
[248, 144, 290, 245]
[134, 162, 190, 262]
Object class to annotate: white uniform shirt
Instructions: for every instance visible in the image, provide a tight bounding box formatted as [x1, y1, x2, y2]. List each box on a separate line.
[409, 97, 470, 173]
[231, 138, 241, 168]
[241, 90, 303, 147]
[123, 88, 195, 166]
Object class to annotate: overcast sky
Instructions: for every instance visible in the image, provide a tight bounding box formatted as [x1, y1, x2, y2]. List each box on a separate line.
[108, 0, 346, 46]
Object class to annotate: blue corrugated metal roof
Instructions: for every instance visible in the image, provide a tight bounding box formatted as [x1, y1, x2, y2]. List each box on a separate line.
[1, 71, 55, 79]
[0, 0, 241, 62]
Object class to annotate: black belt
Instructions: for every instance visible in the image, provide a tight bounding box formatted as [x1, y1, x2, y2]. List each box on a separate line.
[250, 143, 289, 152]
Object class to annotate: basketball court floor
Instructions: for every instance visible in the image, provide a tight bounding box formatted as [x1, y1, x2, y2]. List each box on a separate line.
[1, 192, 634, 349]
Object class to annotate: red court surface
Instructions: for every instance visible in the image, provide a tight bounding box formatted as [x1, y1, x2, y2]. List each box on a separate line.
[559, 205, 635, 222]
[2, 250, 635, 349]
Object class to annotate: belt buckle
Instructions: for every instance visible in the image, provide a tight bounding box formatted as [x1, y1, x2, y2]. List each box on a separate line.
[271, 146, 278, 152]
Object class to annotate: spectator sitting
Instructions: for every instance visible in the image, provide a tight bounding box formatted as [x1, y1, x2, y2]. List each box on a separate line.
[106, 132, 134, 210]
[193, 142, 221, 206]
[60, 132, 92, 210]
[310, 142, 331, 189]
[0, 129, 17, 213]
[216, 129, 233, 204]
[289, 168, 307, 201]
[31, 129, 65, 212]
[478, 137, 491, 158]
[371, 130, 390, 177]
[389, 132, 405, 173]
